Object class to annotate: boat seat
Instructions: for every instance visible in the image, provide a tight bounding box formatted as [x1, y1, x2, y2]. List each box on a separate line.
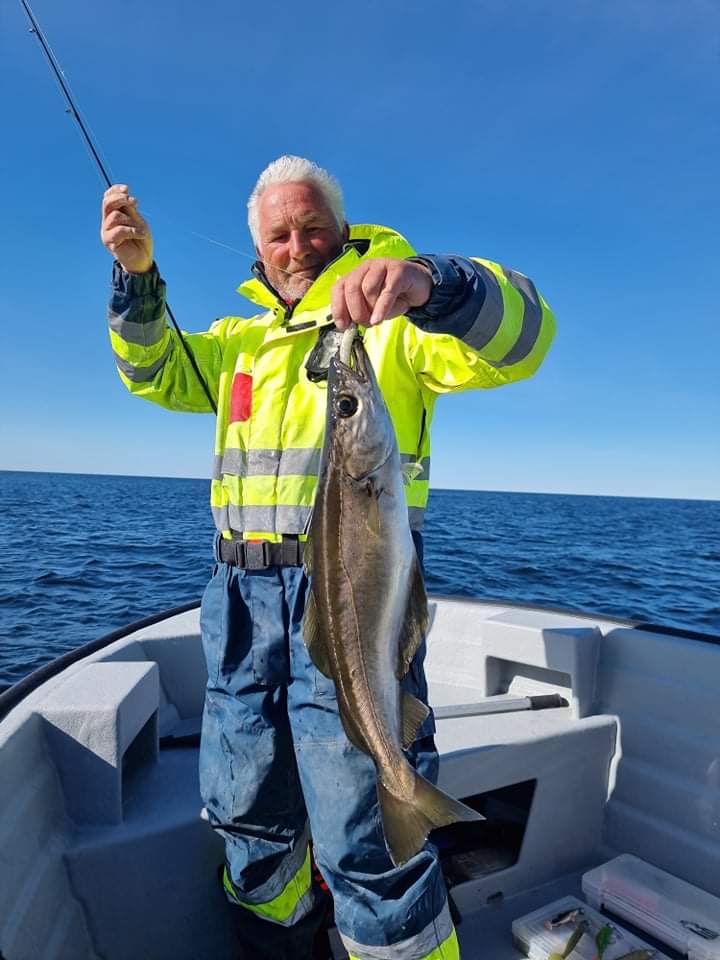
[425, 604, 616, 902]
[38, 661, 159, 825]
[27, 658, 238, 960]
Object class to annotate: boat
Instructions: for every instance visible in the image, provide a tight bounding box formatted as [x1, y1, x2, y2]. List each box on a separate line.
[1, 595, 718, 960]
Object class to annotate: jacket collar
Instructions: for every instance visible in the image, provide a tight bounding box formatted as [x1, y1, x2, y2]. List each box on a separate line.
[235, 224, 415, 317]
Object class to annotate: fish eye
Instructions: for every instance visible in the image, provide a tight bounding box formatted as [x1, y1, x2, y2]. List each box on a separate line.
[336, 394, 358, 418]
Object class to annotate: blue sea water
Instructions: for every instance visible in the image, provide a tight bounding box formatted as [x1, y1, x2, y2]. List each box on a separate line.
[1, 470, 719, 691]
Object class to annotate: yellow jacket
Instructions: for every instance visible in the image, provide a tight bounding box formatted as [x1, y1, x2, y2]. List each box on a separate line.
[108, 223, 556, 539]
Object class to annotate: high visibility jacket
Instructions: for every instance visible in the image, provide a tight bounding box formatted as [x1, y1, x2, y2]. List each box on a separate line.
[109, 223, 555, 540]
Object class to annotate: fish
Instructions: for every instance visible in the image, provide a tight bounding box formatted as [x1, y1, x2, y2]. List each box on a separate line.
[545, 908, 585, 930]
[303, 327, 483, 866]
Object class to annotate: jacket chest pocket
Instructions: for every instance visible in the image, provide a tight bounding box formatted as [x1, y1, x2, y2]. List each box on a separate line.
[229, 371, 253, 423]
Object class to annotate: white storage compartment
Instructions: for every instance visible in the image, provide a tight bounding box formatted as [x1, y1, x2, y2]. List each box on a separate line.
[513, 895, 671, 960]
[582, 855, 720, 960]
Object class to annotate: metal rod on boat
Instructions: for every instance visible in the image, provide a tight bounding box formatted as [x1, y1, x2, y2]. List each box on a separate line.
[18, 0, 218, 415]
[434, 693, 568, 720]
[158, 695, 568, 748]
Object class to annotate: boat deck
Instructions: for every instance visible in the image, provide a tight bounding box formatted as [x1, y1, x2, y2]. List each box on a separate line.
[1, 598, 718, 960]
[324, 869, 590, 959]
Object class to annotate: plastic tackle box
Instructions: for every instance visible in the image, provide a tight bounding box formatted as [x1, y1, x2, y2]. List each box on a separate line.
[512, 895, 672, 960]
[582, 856, 720, 960]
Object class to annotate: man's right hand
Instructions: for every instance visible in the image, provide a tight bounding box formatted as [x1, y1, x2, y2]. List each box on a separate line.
[101, 184, 154, 275]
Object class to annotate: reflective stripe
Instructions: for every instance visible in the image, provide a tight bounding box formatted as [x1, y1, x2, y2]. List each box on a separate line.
[108, 310, 166, 347]
[222, 847, 313, 926]
[228, 826, 310, 904]
[461, 262, 505, 352]
[408, 506, 425, 531]
[211, 503, 229, 532]
[213, 502, 423, 537]
[212, 453, 227, 480]
[113, 341, 173, 382]
[217, 449, 424, 483]
[495, 267, 543, 367]
[343, 900, 457, 960]
[214, 447, 322, 481]
[400, 454, 430, 483]
[212, 503, 312, 536]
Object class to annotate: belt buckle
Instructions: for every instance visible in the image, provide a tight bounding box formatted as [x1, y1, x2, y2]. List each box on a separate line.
[244, 540, 270, 570]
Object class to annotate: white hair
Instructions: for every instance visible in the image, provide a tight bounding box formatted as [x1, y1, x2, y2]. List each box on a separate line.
[247, 155, 345, 245]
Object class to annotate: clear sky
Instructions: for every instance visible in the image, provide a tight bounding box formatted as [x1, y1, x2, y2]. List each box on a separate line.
[2, 0, 718, 499]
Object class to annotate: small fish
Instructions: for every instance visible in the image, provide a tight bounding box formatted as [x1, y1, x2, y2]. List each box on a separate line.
[545, 908, 584, 930]
[304, 329, 483, 866]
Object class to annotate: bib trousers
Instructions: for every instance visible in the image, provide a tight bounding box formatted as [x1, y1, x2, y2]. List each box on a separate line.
[198, 550, 459, 960]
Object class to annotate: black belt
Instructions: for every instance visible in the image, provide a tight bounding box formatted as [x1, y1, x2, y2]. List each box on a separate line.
[218, 537, 305, 570]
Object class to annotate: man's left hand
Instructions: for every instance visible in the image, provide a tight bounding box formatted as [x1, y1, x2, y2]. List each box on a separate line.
[331, 259, 432, 330]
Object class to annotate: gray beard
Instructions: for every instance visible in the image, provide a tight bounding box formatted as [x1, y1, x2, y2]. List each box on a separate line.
[272, 273, 315, 303]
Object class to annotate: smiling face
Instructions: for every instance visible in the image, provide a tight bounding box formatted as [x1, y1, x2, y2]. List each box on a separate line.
[255, 181, 347, 303]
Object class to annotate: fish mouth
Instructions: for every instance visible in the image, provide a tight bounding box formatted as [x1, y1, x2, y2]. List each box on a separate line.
[331, 337, 370, 383]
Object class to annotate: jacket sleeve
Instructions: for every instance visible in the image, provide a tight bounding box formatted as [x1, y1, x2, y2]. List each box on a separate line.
[107, 262, 223, 413]
[404, 254, 556, 393]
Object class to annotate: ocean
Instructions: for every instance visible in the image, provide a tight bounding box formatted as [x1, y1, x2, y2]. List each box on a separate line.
[1, 470, 718, 691]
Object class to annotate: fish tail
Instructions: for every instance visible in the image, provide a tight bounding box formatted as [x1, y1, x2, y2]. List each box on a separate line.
[378, 772, 483, 866]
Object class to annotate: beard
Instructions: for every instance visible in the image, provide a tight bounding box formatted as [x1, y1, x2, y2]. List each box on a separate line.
[262, 237, 344, 304]
[269, 268, 319, 303]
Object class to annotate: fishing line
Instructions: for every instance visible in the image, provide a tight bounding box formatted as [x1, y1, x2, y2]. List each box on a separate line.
[189, 230, 260, 265]
[189, 229, 337, 286]
[19, 0, 218, 415]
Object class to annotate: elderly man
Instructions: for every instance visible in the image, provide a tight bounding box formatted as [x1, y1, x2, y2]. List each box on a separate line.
[101, 156, 556, 960]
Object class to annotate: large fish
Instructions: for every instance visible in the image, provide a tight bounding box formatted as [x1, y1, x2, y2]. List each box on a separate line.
[304, 327, 482, 866]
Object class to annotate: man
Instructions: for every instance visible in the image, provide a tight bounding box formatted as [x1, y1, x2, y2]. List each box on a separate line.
[101, 155, 556, 960]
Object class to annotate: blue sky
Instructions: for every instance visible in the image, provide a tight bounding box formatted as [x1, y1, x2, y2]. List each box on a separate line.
[2, 0, 718, 499]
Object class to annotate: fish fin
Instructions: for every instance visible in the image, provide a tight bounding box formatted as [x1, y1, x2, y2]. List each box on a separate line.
[303, 589, 332, 678]
[401, 690, 430, 749]
[396, 561, 429, 679]
[303, 539, 313, 576]
[401, 461, 423, 486]
[378, 773, 484, 866]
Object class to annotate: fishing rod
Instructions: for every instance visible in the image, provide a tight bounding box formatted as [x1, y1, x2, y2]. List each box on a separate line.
[19, 0, 218, 415]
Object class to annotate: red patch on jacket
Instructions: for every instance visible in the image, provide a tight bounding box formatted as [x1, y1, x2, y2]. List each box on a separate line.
[229, 373, 252, 422]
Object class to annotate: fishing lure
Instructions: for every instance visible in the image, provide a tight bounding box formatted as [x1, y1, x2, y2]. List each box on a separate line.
[594, 923, 615, 960]
[613, 950, 655, 960]
[548, 920, 591, 960]
[545, 908, 585, 931]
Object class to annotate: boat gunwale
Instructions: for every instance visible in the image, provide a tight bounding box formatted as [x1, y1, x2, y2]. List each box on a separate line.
[0, 600, 201, 723]
[1, 595, 718, 725]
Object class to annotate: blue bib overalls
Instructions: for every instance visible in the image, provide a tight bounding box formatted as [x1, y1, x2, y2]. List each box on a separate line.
[198, 543, 453, 959]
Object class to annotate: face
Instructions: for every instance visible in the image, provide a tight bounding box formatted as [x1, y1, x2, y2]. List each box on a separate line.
[256, 181, 347, 302]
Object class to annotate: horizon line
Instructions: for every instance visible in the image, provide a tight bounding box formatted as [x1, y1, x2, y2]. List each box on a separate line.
[1, 468, 718, 504]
